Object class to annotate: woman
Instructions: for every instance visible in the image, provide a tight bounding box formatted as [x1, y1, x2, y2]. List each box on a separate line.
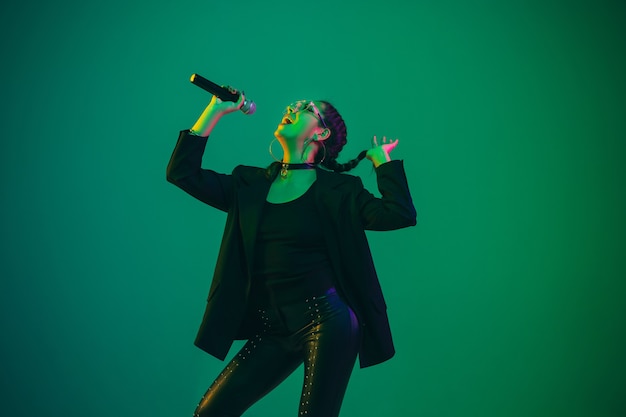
[166, 90, 416, 417]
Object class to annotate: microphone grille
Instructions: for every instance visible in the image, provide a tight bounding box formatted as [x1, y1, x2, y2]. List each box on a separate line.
[242, 100, 256, 115]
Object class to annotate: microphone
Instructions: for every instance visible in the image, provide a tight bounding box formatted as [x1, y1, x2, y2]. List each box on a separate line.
[190, 73, 256, 115]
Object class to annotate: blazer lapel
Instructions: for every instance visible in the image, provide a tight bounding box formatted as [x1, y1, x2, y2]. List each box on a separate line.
[238, 171, 272, 275]
[315, 168, 344, 223]
[315, 168, 347, 281]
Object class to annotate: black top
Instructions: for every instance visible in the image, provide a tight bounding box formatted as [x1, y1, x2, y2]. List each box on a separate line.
[252, 182, 336, 305]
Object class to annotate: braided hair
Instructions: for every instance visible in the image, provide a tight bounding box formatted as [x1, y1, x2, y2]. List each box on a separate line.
[316, 101, 366, 172]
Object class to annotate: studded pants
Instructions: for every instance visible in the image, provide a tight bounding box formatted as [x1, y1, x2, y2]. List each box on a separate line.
[193, 289, 361, 417]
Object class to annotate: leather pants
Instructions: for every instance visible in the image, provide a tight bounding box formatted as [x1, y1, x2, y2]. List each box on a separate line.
[193, 289, 361, 417]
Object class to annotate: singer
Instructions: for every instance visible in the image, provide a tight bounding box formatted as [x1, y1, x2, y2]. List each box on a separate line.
[166, 89, 417, 417]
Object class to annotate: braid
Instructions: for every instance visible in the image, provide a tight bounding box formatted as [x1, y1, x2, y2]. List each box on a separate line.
[322, 150, 367, 173]
[317, 101, 366, 173]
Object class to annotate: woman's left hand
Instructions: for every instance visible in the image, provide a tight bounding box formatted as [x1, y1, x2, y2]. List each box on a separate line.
[366, 136, 399, 168]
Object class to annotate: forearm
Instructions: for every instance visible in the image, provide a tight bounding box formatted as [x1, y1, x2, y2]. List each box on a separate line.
[360, 160, 417, 230]
[166, 131, 208, 182]
[166, 130, 233, 211]
[190, 104, 223, 137]
[190, 92, 245, 136]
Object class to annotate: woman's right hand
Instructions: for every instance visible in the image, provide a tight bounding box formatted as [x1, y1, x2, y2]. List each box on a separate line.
[190, 88, 245, 136]
[207, 87, 246, 116]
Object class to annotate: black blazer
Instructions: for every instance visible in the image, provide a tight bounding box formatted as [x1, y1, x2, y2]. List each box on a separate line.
[167, 130, 417, 368]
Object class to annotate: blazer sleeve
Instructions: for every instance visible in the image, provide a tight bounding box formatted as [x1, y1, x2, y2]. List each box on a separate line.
[166, 130, 233, 212]
[355, 160, 417, 231]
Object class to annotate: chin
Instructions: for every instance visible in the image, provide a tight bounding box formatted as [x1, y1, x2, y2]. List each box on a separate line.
[274, 124, 292, 140]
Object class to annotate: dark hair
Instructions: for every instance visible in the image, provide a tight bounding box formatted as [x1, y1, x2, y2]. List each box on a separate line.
[316, 101, 366, 173]
[266, 100, 366, 178]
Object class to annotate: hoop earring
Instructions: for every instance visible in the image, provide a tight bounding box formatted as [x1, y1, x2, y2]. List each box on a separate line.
[300, 138, 327, 164]
[301, 138, 313, 163]
[269, 138, 283, 162]
[318, 141, 327, 164]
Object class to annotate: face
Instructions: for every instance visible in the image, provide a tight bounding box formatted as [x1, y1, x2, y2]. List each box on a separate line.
[274, 100, 327, 143]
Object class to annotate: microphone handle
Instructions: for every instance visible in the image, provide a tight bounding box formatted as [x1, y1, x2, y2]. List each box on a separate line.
[190, 74, 239, 102]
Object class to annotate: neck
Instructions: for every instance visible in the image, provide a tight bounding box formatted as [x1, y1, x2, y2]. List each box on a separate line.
[277, 161, 316, 179]
[279, 141, 315, 164]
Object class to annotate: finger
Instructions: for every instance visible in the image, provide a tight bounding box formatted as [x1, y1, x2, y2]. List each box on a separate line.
[236, 90, 246, 109]
[221, 85, 245, 110]
[372, 135, 378, 147]
[386, 139, 399, 150]
[221, 85, 235, 103]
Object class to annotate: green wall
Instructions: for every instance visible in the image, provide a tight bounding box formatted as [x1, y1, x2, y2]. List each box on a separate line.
[2, 1, 625, 416]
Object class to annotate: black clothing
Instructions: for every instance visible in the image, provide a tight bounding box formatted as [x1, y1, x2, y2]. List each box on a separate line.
[193, 289, 360, 417]
[166, 130, 416, 368]
[253, 182, 336, 305]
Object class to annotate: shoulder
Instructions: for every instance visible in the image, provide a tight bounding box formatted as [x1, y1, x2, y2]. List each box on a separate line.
[232, 164, 270, 184]
[233, 164, 264, 175]
[316, 168, 363, 191]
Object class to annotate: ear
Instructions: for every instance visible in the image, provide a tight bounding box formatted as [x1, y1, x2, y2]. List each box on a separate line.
[316, 127, 331, 141]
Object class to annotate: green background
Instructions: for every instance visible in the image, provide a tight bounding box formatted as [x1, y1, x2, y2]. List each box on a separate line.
[2, 1, 625, 416]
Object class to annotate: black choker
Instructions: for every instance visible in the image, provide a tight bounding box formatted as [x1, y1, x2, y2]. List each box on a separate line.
[279, 162, 316, 178]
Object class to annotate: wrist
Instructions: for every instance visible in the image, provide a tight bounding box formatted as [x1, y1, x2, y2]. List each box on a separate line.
[191, 110, 222, 137]
[371, 153, 391, 168]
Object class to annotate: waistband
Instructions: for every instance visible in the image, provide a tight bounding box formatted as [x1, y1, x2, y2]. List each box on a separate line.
[260, 286, 338, 310]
